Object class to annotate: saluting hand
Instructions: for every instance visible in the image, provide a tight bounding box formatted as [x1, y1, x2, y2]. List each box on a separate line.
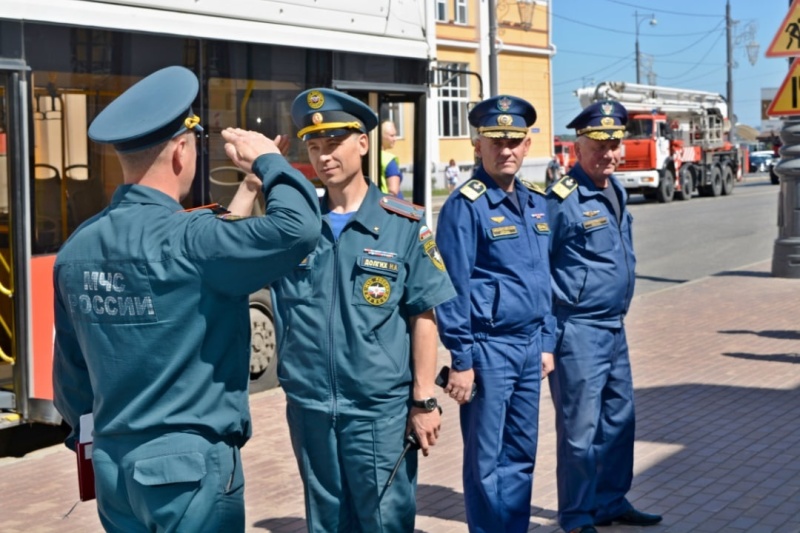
[221, 128, 283, 173]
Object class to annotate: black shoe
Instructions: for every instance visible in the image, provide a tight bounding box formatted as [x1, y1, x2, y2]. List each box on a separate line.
[596, 508, 662, 527]
[568, 527, 598, 533]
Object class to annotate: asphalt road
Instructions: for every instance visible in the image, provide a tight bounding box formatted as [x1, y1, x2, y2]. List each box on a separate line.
[432, 173, 780, 297]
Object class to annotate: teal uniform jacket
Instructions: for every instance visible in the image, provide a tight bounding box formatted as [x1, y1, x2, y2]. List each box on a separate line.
[53, 154, 321, 450]
[271, 181, 456, 418]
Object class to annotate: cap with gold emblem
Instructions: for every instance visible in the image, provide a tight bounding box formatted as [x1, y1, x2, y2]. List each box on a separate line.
[88, 66, 203, 153]
[291, 88, 378, 141]
[567, 100, 628, 141]
[468, 95, 536, 139]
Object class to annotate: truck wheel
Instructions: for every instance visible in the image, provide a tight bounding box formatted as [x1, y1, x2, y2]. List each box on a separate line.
[656, 169, 675, 203]
[643, 191, 657, 201]
[709, 166, 723, 197]
[677, 167, 693, 201]
[721, 165, 734, 195]
[249, 288, 279, 393]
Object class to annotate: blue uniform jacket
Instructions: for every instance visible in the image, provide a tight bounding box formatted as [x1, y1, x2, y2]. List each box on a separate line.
[271, 181, 455, 418]
[546, 164, 636, 327]
[53, 154, 320, 450]
[435, 167, 556, 372]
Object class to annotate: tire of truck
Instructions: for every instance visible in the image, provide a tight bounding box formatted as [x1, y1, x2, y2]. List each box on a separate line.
[721, 164, 734, 195]
[708, 165, 723, 197]
[656, 169, 675, 203]
[676, 166, 693, 201]
[248, 288, 279, 393]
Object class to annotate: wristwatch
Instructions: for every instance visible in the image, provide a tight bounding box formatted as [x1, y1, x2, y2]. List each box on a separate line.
[412, 397, 439, 412]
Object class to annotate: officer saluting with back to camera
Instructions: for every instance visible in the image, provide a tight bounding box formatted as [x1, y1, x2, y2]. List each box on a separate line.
[52, 66, 320, 532]
[435, 95, 556, 533]
[546, 101, 663, 533]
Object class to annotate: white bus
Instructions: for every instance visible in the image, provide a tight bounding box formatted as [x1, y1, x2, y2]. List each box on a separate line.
[0, 0, 435, 430]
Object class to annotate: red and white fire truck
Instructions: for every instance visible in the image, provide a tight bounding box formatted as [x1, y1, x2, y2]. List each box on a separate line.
[575, 81, 741, 203]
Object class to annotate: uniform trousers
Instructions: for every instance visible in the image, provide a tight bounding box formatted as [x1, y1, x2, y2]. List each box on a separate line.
[548, 321, 635, 532]
[286, 401, 416, 533]
[461, 332, 542, 533]
[92, 432, 245, 533]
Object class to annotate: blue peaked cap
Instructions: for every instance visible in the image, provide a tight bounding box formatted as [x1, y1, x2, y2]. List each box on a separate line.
[468, 95, 536, 139]
[292, 88, 378, 141]
[567, 100, 628, 141]
[88, 66, 203, 153]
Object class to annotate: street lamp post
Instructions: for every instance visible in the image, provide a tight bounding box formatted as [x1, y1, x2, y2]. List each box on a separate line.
[634, 11, 657, 84]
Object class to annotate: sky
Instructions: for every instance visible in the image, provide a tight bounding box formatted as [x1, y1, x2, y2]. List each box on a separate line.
[551, 0, 791, 135]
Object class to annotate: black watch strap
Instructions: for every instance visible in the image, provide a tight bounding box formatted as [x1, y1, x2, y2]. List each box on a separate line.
[412, 397, 439, 412]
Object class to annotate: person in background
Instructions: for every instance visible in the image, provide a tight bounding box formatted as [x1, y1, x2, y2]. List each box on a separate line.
[545, 152, 561, 187]
[444, 158, 460, 192]
[546, 100, 663, 533]
[229, 88, 455, 533]
[380, 120, 404, 198]
[52, 66, 320, 532]
[436, 95, 555, 533]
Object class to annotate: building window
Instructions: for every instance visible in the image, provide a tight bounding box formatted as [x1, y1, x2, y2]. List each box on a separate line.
[435, 0, 447, 22]
[437, 62, 470, 138]
[454, 0, 467, 24]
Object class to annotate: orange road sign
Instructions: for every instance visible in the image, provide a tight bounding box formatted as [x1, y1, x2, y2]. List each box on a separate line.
[767, 61, 800, 116]
[766, 0, 800, 58]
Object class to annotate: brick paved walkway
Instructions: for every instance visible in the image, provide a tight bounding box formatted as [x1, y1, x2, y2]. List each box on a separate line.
[1, 260, 798, 532]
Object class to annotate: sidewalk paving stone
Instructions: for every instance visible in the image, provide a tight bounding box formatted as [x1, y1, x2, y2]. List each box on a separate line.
[0, 260, 798, 532]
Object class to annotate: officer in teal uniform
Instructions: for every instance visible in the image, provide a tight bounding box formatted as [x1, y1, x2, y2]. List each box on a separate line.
[546, 101, 662, 533]
[435, 95, 556, 533]
[52, 66, 320, 532]
[248, 88, 455, 532]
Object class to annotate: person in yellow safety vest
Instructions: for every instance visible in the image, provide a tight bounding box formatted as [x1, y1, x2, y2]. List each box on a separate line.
[380, 120, 404, 198]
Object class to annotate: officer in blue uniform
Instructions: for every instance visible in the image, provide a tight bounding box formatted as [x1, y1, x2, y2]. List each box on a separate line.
[435, 95, 556, 533]
[52, 66, 321, 532]
[546, 101, 662, 533]
[229, 88, 455, 532]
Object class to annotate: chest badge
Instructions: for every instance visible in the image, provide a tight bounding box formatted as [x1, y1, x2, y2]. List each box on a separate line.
[583, 210, 600, 217]
[531, 213, 545, 220]
[490, 216, 505, 223]
[363, 276, 391, 306]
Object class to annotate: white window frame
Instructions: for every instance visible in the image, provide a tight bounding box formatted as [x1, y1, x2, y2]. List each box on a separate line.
[437, 62, 470, 138]
[454, 0, 467, 25]
[435, 0, 447, 22]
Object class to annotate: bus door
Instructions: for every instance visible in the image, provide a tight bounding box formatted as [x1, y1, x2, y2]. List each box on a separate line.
[0, 60, 53, 429]
[332, 83, 429, 208]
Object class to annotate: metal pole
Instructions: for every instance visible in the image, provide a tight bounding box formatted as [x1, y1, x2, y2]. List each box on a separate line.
[726, 0, 734, 123]
[488, 0, 498, 96]
[771, 0, 800, 278]
[635, 11, 641, 84]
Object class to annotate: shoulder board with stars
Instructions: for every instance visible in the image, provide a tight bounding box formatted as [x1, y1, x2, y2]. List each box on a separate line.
[379, 195, 423, 220]
[459, 179, 486, 201]
[551, 175, 578, 200]
[521, 180, 546, 196]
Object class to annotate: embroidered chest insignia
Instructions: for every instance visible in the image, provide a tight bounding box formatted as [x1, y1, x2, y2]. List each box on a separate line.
[362, 276, 391, 305]
[491, 216, 505, 223]
[583, 210, 600, 217]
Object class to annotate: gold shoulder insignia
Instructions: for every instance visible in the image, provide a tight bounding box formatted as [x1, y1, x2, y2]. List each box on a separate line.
[460, 179, 487, 201]
[522, 180, 546, 196]
[551, 176, 578, 200]
[379, 195, 423, 220]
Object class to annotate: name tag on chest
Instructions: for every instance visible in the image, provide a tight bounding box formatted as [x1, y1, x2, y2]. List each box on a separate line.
[489, 225, 519, 240]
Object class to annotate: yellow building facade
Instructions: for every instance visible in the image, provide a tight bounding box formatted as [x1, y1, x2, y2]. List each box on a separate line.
[391, 0, 554, 191]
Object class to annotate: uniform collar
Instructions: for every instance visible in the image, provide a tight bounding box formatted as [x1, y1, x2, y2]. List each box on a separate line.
[474, 166, 532, 207]
[110, 184, 183, 211]
[570, 164, 626, 200]
[321, 179, 385, 237]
